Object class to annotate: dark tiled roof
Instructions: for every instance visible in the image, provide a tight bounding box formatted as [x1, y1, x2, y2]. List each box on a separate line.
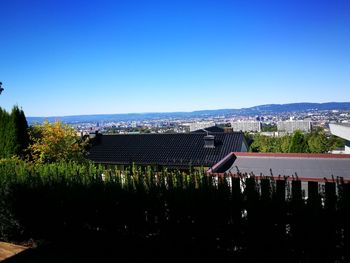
[191, 126, 225, 133]
[87, 132, 245, 167]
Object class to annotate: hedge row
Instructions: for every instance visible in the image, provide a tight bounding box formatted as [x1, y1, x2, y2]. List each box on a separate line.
[0, 159, 349, 262]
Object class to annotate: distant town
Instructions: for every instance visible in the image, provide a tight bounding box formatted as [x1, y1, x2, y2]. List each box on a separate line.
[27, 102, 350, 138]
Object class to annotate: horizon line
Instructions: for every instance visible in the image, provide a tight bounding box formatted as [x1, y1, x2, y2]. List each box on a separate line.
[25, 101, 350, 118]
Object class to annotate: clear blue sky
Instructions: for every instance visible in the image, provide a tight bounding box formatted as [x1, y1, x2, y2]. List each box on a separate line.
[1, 0, 350, 116]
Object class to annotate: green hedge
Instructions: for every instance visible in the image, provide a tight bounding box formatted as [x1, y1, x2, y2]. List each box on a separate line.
[0, 158, 349, 262]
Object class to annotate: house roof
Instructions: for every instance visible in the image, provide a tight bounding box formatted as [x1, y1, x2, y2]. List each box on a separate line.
[209, 152, 350, 182]
[87, 132, 245, 167]
[329, 123, 350, 141]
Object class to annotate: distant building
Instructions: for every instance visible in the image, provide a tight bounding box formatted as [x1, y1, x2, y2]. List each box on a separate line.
[329, 123, 350, 154]
[231, 121, 261, 132]
[189, 121, 215, 132]
[277, 120, 311, 133]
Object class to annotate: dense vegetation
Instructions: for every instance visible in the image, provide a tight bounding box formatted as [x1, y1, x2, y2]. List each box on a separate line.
[28, 120, 87, 163]
[0, 106, 29, 158]
[0, 106, 86, 163]
[0, 159, 349, 262]
[249, 128, 344, 153]
[261, 123, 278, 132]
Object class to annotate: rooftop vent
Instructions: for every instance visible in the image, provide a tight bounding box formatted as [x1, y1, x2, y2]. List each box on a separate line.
[204, 135, 215, 148]
[89, 130, 100, 140]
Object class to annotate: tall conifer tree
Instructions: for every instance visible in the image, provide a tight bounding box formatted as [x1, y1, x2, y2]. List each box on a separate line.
[12, 106, 29, 156]
[0, 106, 29, 158]
[0, 108, 10, 157]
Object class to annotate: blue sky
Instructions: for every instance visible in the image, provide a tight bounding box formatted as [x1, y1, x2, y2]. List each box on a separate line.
[0, 0, 349, 116]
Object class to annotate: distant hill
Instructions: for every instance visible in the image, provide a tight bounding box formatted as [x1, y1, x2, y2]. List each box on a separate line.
[27, 102, 350, 124]
[245, 102, 350, 113]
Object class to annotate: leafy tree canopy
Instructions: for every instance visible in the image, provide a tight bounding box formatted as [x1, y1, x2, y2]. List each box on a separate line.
[249, 128, 342, 154]
[288, 130, 309, 153]
[28, 120, 87, 163]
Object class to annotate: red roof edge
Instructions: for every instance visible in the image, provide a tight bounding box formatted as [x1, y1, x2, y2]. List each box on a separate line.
[209, 173, 350, 183]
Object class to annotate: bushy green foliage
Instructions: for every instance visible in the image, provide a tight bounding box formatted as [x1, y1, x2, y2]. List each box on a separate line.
[289, 130, 309, 153]
[261, 123, 277, 132]
[28, 121, 87, 163]
[306, 128, 330, 153]
[250, 133, 292, 153]
[249, 128, 343, 153]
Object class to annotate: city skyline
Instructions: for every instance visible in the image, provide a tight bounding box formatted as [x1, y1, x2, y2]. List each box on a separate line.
[1, 0, 350, 116]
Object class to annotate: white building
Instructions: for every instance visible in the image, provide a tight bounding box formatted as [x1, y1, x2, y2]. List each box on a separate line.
[189, 121, 215, 132]
[231, 121, 261, 132]
[277, 120, 311, 133]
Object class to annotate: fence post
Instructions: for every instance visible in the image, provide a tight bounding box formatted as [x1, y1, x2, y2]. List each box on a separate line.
[307, 181, 324, 261]
[290, 180, 304, 260]
[230, 177, 243, 251]
[322, 182, 337, 261]
[273, 179, 287, 260]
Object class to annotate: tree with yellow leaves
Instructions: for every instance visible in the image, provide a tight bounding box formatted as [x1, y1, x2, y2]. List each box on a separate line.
[28, 120, 86, 163]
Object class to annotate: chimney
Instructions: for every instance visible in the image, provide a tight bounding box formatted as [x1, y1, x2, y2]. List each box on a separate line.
[89, 130, 99, 139]
[204, 135, 215, 148]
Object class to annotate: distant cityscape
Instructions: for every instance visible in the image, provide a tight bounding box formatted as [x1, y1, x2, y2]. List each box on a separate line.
[26, 102, 350, 137]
